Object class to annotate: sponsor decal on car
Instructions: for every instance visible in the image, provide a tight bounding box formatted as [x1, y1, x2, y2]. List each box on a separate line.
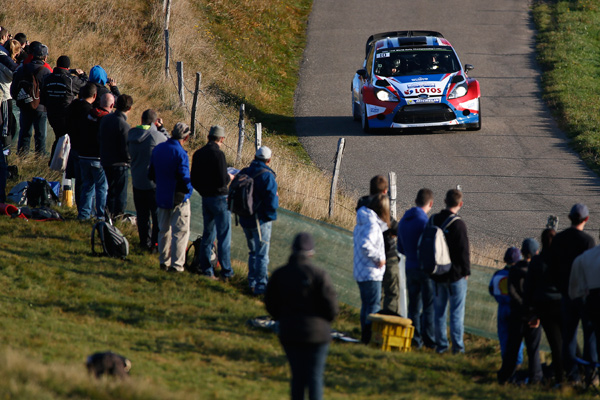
[366, 104, 387, 117]
[407, 98, 442, 104]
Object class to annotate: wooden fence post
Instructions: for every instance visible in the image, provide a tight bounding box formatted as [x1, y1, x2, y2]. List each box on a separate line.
[177, 61, 185, 106]
[190, 72, 201, 136]
[237, 104, 245, 164]
[388, 171, 397, 220]
[255, 122, 262, 149]
[329, 138, 345, 218]
[164, 29, 170, 78]
[164, 0, 172, 30]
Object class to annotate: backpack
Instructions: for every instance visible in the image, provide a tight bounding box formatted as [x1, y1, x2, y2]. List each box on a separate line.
[417, 214, 460, 276]
[26, 177, 59, 208]
[91, 220, 129, 259]
[15, 66, 44, 110]
[227, 169, 269, 218]
[185, 235, 218, 274]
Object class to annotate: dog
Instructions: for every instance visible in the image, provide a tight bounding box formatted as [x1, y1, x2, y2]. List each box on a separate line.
[86, 351, 132, 378]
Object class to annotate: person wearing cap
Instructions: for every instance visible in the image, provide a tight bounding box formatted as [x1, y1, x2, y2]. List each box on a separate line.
[526, 228, 564, 385]
[99, 94, 133, 217]
[239, 145, 278, 295]
[10, 42, 51, 155]
[497, 238, 543, 384]
[190, 125, 234, 280]
[127, 109, 168, 251]
[489, 246, 524, 368]
[549, 203, 596, 383]
[40, 55, 88, 157]
[265, 232, 339, 400]
[149, 122, 193, 272]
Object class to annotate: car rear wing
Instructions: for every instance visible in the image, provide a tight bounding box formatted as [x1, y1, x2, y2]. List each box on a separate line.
[365, 31, 444, 56]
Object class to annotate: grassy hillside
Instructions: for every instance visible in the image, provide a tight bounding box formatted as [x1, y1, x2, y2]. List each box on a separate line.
[0, 215, 592, 399]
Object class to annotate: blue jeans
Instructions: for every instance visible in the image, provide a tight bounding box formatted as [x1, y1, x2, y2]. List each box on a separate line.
[497, 303, 524, 365]
[104, 165, 129, 217]
[562, 296, 597, 381]
[79, 159, 107, 220]
[406, 267, 436, 349]
[200, 195, 233, 278]
[243, 221, 272, 294]
[434, 277, 468, 354]
[282, 342, 329, 400]
[357, 280, 382, 344]
[17, 108, 47, 155]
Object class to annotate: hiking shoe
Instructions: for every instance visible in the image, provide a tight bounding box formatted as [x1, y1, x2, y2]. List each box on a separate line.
[167, 265, 184, 273]
[160, 264, 168, 271]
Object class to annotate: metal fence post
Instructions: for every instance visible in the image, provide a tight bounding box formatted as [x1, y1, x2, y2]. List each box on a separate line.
[255, 122, 262, 149]
[388, 171, 397, 220]
[164, 30, 170, 78]
[237, 104, 245, 164]
[329, 138, 345, 218]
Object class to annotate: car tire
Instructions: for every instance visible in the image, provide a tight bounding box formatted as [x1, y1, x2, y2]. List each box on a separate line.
[466, 99, 481, 131]
[361, 104, 370, 133]
[352, 91, 361, 121]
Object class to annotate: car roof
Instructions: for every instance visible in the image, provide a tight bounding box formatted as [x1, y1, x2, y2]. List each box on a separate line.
[365, 31, 450, 57]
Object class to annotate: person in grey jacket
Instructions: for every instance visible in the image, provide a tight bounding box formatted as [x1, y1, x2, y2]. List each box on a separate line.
[127, 109, 168, 251]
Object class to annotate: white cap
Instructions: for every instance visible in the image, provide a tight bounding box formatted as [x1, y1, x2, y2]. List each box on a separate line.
[255, 146, 272, 160]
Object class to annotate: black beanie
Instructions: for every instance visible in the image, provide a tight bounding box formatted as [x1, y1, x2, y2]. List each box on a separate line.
[292, 232, 315, 254]
[57, 55, 71, 69]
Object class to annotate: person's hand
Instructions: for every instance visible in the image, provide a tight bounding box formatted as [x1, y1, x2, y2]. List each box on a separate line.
[108, 77, 117, 87]
[155, 118, 163, 129]
[74, 68, 84, 75]
[378, 260, 385, 268]
[528, 318, 540, 328]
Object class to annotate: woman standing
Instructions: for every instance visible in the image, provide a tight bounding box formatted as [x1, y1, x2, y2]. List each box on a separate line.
[353, 194, 390, 344]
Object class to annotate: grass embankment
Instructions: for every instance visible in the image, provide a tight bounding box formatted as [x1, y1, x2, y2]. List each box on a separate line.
[533, 0, 600, 175]
[0, 216, 592, 399]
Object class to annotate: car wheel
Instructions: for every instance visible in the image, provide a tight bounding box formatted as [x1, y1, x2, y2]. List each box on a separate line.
[361, 104, 370, 133]
[352, 91, 360, 121]
[466, 99, 481, 131]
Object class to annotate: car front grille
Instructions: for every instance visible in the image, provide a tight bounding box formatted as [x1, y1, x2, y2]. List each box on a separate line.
[393, 104, 455, 124]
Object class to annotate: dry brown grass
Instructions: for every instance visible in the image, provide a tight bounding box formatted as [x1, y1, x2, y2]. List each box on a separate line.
[3, 0, 357, 230]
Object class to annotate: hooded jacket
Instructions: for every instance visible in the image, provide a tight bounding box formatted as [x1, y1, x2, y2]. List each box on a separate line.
[10, 60, 51, 112]
[0, 46, 17, 102]
[98, 110, 131, 167]
[89, 65, 120, 106]
[397, 206, 429, 270]
[353, 206, 387, 282]
[66, 98, 94, 154]
[149, 138, 193, 209]
[238, 159, 278, 229]
[265, 253, 339, 344]
[40, 67, 87, 115]
[78, 106, 109, 159]
[127, 124, 168, 190]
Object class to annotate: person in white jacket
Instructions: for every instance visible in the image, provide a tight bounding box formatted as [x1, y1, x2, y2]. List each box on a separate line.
[353, 193, 390, 344]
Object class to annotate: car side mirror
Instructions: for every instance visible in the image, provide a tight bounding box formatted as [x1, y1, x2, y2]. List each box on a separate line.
[464, 64, 474, 73]
[357, 69, 367, 78]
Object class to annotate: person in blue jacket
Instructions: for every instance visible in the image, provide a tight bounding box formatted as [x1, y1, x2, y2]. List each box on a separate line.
[239, 146, 278, 295]
[149, 122, 193, 272]
[490, 247, 524, 366]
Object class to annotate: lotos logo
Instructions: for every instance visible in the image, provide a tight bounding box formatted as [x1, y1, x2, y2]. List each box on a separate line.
[404, 89, 413, 95]
[413, 87, 441, 94]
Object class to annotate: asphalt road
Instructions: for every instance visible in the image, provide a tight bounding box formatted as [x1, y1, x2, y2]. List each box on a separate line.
[295, 0, 600, 259]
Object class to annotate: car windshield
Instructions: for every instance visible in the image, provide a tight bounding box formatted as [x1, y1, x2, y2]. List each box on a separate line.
[374, 47, 460, 77]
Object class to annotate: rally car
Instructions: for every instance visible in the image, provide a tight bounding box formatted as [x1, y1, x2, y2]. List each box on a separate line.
[351, 31, 481, 133]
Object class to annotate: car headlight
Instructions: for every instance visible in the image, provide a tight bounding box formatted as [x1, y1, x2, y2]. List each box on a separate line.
[448, 82, 468, 99]
[375, 89, 399, 102]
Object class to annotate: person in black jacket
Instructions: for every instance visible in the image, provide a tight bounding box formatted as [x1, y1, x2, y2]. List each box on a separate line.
[99, 94, 132, 217]
[497, 238, 543, 385]
[265, 232, 339, 400]
[41, 55, 87, 151]
[431, 189, 470, 354]
[190, 125, 234, 280]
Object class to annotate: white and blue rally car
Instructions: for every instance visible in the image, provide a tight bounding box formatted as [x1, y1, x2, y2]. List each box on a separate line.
[351, 31, 481, 133]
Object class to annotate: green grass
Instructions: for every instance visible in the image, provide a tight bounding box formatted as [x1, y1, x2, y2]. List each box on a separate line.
[533, 0, 600, 174]
[0, 214, 595, 399]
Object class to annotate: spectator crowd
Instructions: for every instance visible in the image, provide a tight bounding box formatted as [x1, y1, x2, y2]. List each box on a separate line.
[2, 27, 600, 399]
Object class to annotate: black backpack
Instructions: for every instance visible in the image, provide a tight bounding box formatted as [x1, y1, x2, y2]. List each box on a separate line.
[91, 221, 129, 259]
[417, 214, 460, 276]
[227, 169, 269, 218]
[185, 235, 218, 274]
[15, 66, 44, 110]
[27, 177, 59, 208]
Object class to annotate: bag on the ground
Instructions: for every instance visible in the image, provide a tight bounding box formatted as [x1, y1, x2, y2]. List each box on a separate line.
[185, 235, 218, 274]
[91, 220, 129, 259]
[15, 66, 44, 110]
[227, 169, 269, 218]
[26, 177, 59, 208]
[7, 181, 28, 205]
[417, 214, 460, 275]
[20, 206, 64, 221]
[49, 134, 71, 172]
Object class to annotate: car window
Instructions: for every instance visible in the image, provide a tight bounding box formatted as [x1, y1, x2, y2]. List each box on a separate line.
[365, 46, 376, 77]
[374, 47, 459, 77]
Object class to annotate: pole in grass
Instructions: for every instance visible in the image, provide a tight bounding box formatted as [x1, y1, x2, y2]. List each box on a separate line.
[190, 72, 201, 136]
[237, 104, 245, 164]
[329, 137, 345, 218]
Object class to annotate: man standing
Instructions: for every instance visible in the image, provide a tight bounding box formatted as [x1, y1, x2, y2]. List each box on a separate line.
[149, 122, 193, 272]
[190, 125, 234, 280]
[99, 94, 132, 218]
[550, 203, 596, 383]
[127, 109, 168, 251]
[430, 189, 470, 354]
[265, 232, 339, 400]
[397, 188, 436, 349]
[239, 146, 278, 295]
[11, 42, 51, 155]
